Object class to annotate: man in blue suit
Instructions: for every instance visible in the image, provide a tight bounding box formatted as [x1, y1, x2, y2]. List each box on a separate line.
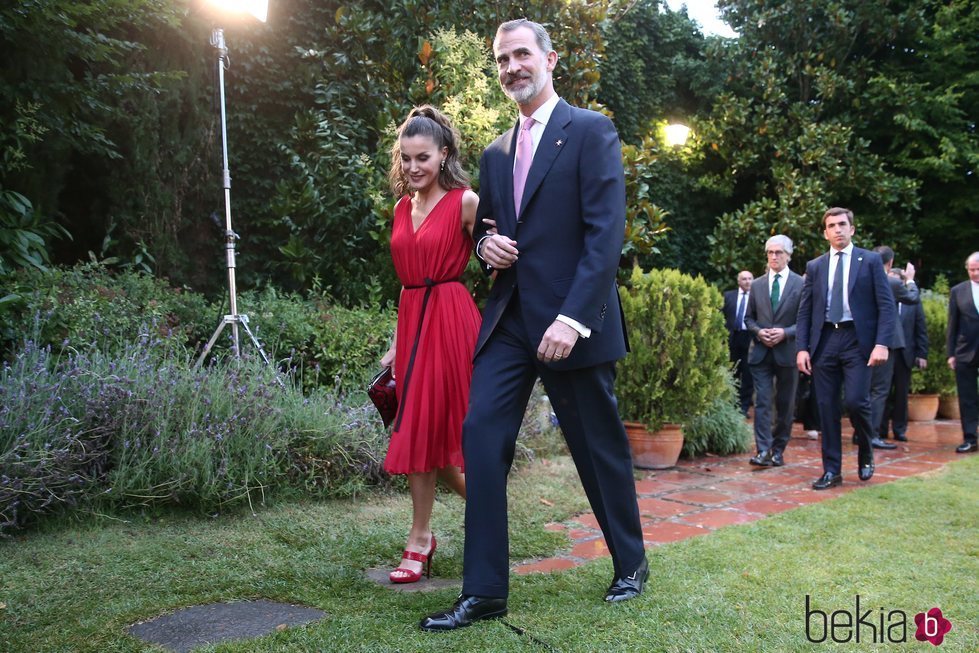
[796, 208, 897, 490]
[947, 252, 979, 453]
[420, 19, 646, 631]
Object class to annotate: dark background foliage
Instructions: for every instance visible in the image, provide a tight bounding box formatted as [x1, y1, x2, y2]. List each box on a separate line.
[1, 0, 976, 299]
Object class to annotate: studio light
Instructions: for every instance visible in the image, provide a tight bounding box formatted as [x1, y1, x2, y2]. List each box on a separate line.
[196, 0, 271, 367]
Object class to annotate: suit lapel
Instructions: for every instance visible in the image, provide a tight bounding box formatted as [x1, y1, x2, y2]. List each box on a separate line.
[848, 248, 864, 295]
[814, 255, 830, 316]
[517, 99, 570, 218]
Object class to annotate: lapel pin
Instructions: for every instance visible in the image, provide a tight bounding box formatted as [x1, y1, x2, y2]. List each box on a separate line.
[555, 139, 563, 147]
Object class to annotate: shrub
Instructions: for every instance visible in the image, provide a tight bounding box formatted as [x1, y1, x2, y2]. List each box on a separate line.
[240, 286, 397, 395]
[910, 288, 956, 398]
[1, 263, 211, 355]
[681, 371, 753, 457]
[0, 334, 389, 536]
[617, 266, 729, 432]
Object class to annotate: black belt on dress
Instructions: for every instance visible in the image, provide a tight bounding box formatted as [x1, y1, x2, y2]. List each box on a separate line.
[824, 321, 854, 329]
[393, 277, 460, 432]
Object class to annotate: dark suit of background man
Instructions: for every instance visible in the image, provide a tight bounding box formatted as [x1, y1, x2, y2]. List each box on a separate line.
[723, 270, 755, 415]
[879, 274, 928, 442]
[947, 251, 979, 454]
[867, 246, 918, 450]
[745, 235, 803, 467]
[796, 208, 896, 490]
[421, 19, 647, 632]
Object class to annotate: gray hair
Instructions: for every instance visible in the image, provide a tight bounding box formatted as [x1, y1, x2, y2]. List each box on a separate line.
[966, 251, 979, 266]
[497, 18, 553, 53]
[766, 234, 794, 256]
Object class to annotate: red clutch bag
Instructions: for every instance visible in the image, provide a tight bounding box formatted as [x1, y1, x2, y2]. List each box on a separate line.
[367, 366, 398, 428]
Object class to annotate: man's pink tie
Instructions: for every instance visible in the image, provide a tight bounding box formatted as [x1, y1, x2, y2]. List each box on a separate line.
[513, 117, 535, 215]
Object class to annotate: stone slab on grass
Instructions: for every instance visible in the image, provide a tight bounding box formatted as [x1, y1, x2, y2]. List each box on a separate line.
[364, 567, 460, 592]
[128, 599, 325, 652]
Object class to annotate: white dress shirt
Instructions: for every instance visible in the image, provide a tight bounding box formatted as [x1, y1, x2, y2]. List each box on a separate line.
[825, 243, 854, 322]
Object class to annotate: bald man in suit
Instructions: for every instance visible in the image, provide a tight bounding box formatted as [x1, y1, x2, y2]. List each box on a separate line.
[947, 251, 979, 454]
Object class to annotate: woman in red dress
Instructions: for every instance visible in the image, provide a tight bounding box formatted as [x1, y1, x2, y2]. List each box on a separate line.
[380, 105, 481, 583]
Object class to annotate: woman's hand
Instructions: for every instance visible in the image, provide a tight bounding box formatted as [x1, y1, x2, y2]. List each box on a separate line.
[380, 346, 395, 371]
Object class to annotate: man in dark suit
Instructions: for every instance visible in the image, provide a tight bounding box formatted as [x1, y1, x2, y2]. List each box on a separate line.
[947, 251, 979, 454]
[420, 19, 646, 631]
[744, 235, 803, 467]
[723, 270, 755, 415]
[796, 208, 897, 490]
[867, 246, 919, 449]
[878, 277, 928, 442]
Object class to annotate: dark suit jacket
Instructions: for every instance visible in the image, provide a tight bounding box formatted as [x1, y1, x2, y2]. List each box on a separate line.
[745, 270, 803, 367]
[898, 300, 928, 367]
[885, 275, 919, 350]
[947, 280, 979, 364]
[796, 247, 897, 361]
[472, 99, 627, 369]
[723, 289, 752, 350]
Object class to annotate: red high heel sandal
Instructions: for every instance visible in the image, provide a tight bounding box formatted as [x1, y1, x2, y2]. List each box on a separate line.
[389, 534, 437, 584]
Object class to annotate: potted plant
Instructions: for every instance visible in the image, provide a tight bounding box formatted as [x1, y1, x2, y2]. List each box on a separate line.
[616, 267, 729, 468]
[909, 287, 956, 421]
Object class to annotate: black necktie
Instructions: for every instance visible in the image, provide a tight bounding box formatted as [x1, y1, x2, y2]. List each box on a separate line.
[829, 252, 845, 323]
[735, 292, 746, 330]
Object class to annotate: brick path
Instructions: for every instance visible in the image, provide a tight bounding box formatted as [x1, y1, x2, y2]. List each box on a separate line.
[512, 419, 965, 575]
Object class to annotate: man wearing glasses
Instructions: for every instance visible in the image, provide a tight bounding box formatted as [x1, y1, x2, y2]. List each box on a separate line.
[744, 235, 804, 466]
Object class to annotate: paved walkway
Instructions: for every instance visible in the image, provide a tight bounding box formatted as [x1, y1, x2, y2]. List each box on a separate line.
[513, 419, 965, 575]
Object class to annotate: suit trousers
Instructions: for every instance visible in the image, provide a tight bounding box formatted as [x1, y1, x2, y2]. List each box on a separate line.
[460, 298, 645, 598]
[812, 325, 875, 475]
[869, 349, 898, 438]
[880, 354, 912, 437]
[954, 361, 979, 440]
[730, 331, 754, 413]
[749, 352, 798, 454]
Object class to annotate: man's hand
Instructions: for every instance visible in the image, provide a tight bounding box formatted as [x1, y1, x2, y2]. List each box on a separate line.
[948, 356, 956, 370]
[868, 345, 889, 367]
[915, 357, 927, 369]
[797, 350, 811, 375]
[538, 320, 579, 363]
[480, 234, 519, 269]
[759, 327, 786, 347]
[903, 261, 915, 283]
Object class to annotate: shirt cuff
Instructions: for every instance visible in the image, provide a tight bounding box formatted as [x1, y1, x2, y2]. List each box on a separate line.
[557, 314, 591, 338]
[475, 235, 492, 262]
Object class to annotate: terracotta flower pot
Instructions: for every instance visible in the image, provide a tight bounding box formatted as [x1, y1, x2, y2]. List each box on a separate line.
[938, 395, 960, 420]
[624, 421, 684, 469]
[907, 394, 940, 422]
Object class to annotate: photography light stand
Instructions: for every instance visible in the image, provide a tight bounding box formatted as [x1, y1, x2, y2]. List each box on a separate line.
[196, 27, 271, 368]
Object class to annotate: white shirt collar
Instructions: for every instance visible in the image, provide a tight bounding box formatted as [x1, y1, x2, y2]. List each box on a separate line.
[829, 242, 854, 258]
[522, 93, 560, 129]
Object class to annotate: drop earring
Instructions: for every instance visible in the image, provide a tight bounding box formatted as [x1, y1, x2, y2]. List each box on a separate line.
[440, 159, 445, 171]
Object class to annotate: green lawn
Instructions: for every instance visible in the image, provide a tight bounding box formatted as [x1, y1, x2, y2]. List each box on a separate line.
[1, 455, 976, 652]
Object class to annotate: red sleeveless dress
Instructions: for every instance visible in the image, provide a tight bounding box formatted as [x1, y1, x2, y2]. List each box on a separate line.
[384, 188, 481, 474]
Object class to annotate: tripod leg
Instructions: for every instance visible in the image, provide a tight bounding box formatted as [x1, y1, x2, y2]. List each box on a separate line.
[239, 317, 272, 366]
[196, 319, 229, 368]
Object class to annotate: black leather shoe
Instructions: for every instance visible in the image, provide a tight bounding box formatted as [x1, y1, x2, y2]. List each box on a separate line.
[870, 437, 897, 450]
[894, 433, 908, 442]
[419, 595, 507, 631]
[812, 472, 842, 490]
[605, 557, 649, 602]
[956, 441, 978, 454]
[770, 451, 784, 467]
[857, 446, 874, 482]
[749, 450, 772, 466]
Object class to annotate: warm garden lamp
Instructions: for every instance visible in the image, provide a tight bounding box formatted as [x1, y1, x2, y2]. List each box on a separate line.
[206, 0, 268, 23]
[196, 0, 271, 368]
[665, 123, 691, 147]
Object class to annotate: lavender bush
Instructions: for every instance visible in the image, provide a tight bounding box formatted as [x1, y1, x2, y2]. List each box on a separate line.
[0, 332, 389, 536]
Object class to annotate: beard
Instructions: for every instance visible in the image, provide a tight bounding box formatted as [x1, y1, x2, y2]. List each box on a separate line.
[502, 71, 544, 105]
